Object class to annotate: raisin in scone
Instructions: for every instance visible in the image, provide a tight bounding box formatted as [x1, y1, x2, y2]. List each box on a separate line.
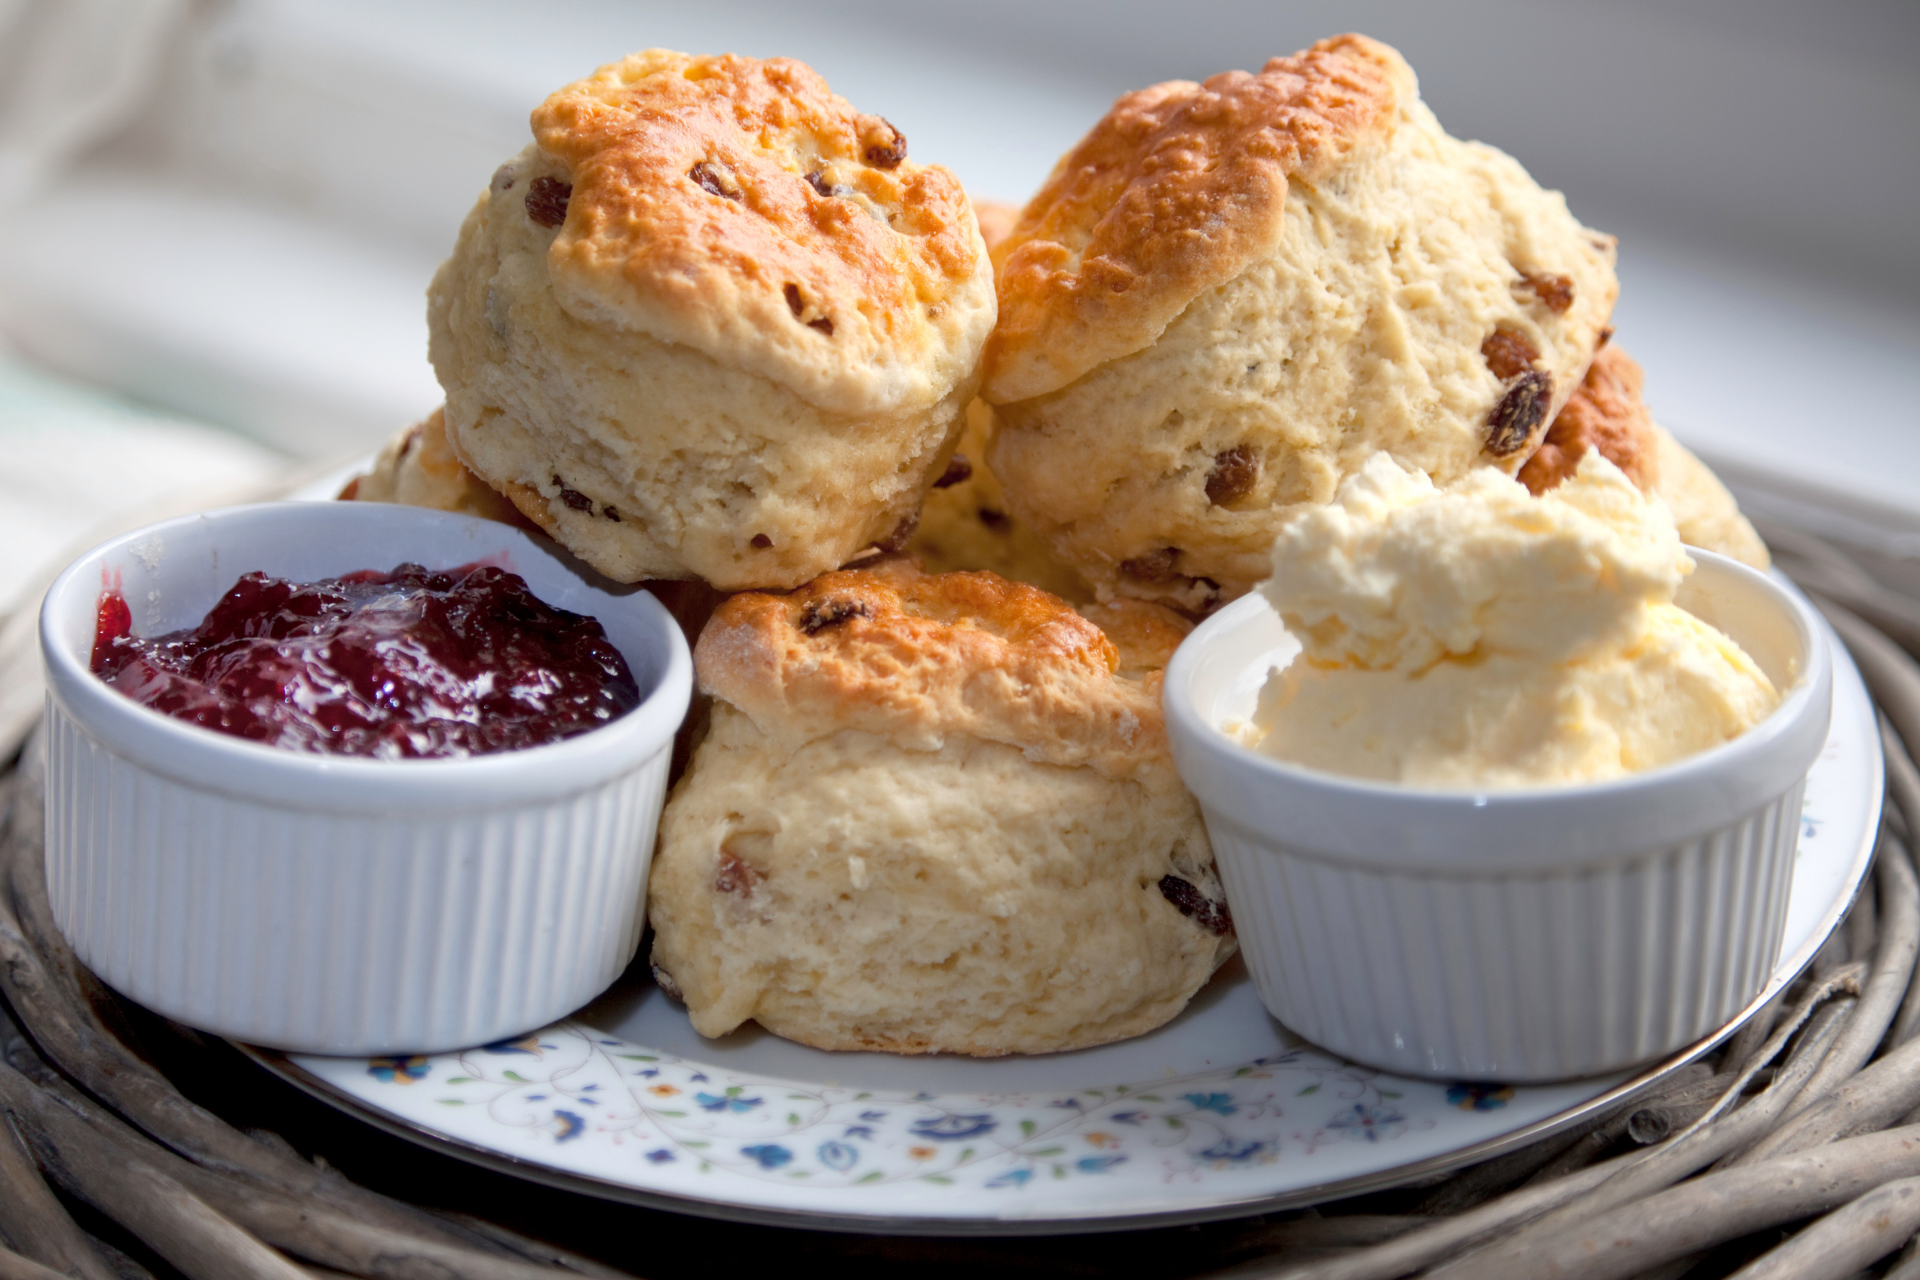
[647, 559, 1234, 1055]
[1517, 343, 1656, 495]
[908, 397, 1091, 601]
[1518, 344, 1768, 568]
[345, 407, 535, 529]
[429, 50, 995, 591]
[983, 34, 1617, 609]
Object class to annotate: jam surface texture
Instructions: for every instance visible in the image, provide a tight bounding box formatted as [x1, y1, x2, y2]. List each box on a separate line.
[91, 563, 640, 758]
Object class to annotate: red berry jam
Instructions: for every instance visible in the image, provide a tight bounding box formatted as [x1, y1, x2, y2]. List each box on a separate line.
[90, 563, 639, 759]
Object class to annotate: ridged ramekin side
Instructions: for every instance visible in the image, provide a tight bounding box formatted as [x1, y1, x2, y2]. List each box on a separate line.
[43, 698, 669, 1055]
[1211, 782, 1803, 1081]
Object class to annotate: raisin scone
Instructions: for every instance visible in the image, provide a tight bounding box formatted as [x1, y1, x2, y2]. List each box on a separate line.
[345, 406, 725, 689]
[646, 558, 1234, 1056]
[1649, 426, 1770, 571]
[344, 407, 535, 529]
[429, 50, 995, 591]
[983, 34, 1618, 609]
[908, 397, 1091, 601]
[1518, 343, 1768, 569]
[968, 197, 1020, 253]
[910, 200, 1088, 599]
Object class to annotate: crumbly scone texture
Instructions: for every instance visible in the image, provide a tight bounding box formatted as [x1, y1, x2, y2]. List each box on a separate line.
[985, 34, 1617, 609]
[1515, 345, 1768, 569]
[429, 50, 994, 591]
[346, 407, 535, 529]
[648, 560, 1234, 1055]
[909, 398, 1090, 601]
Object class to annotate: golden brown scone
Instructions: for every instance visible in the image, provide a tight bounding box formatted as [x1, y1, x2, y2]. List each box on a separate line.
[429, 51, 995, 591]
[1075, 596, 1196, 677]
[693, 558, 1175, 772]
[345, 408, 536, 530]
[1517, 344, 1768, 568]
[907, 398, 1090, 601]
[648, 559, 1234, 1056]
[1518, 344, 1657, 494]
[970, 198, 1020, 253]
[984, 34, 1618, 609]
[907, 199, 1087, 596]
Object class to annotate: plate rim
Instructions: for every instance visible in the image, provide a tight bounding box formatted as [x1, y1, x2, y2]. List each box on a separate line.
[237, 905, 1860, 1239]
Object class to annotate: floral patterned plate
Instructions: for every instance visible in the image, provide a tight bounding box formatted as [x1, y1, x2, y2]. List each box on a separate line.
[246, 616, 1882, 1234]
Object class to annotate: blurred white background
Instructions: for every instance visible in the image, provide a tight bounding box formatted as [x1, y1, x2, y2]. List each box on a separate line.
[0, 0, 1916, 609]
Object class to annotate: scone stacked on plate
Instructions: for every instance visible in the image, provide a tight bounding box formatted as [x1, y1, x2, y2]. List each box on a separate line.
[907, 397, 1092, 602]
[647, 557, 1234, 1055]
[426, 50, 994, 591]
[344, 407, 533, 530]
[908, 200, 1090, 600]
[980, 34, 1622, 609]
[348, 35, 1763, 603]
[1518, 343, 1768, 569]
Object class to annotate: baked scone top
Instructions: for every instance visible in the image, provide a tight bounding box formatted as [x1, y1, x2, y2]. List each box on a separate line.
[985, 34, 1408, 403]
[531, 50, 995, 415]
[1518, 344, 1657, 495]
[695, 559, 1186, 777]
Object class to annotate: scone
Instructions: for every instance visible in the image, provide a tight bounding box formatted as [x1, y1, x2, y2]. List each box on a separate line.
[429, 50, 996, 590]
[907, 397, 1090, 600]
[344, 406, 724, 679]
[968, 197, 1020, 253]
[647, 559, 1235, 1055]
[1516, 343, 1655, 495]
[910, 199, 1088, 598]
[344, 407, 534, 529]
[984, 34, 1618, 609]
[1649, 426, 1769, 570]
[1518, 343, 1768, 568]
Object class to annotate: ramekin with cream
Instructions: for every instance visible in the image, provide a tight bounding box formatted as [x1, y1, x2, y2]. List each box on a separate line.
[1165, 454, 1831, 1080]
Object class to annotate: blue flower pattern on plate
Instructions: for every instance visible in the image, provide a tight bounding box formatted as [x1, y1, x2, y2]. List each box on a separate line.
[697, 1088, 764, 1114]
[366, 1056, 430, 1084]
[910, 1113, 997, 1141]
[375, 1031, 1456, 1191]
[742, 1144, 793, 1170]
[1199, 1138, 1272, 1165]
[1446, 1083, 1514, 1112]
[817, 1140, 859, 1171]
[1325, 1104, 1408, 1143]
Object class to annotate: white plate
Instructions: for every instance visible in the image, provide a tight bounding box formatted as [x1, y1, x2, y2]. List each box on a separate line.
[245, 593, 1882, 1234]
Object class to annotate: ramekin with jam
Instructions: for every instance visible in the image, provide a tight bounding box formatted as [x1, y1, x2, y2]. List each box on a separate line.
[38, 502, 692, 1054]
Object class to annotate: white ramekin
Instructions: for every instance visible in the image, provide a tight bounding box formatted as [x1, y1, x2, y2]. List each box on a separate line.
[1165, 550, 1833, 1081]
[39, 502, 692, 1055]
